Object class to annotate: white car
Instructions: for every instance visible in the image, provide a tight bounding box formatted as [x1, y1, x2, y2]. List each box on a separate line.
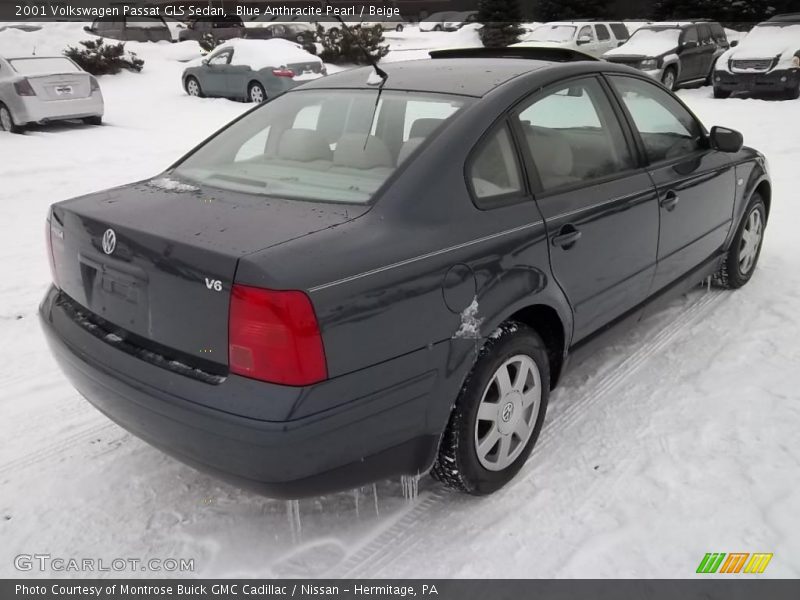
[419, 11, 458, 32]
[0, 55, 103, 134]
[513, 21, 630, 58]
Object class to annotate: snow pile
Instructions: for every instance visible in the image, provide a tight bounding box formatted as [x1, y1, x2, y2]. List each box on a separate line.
[606, 27, 680, 57]
[725, 23, 800, 61]
[212, 38, 322, 69]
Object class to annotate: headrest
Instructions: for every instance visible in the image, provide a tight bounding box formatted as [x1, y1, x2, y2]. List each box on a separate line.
[398, 137, 424, 165]
[408, 118, 443, 139]
[277, 129, 332, 162]
[528, 130, 573, 179]
[333, 134, 393, 169]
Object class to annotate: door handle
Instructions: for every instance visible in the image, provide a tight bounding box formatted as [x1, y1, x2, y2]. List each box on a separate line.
[660, 191, 680, 211]
[552, 226, 582, 249]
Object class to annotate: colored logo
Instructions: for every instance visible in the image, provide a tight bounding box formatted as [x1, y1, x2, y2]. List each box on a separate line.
[696, 552, 773, 574]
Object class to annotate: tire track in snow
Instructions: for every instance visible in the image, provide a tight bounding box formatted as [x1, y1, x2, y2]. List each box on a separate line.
[335, 288, 726, 577]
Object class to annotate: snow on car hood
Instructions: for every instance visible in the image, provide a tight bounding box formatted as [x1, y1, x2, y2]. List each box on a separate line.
[727, 23, 800, 60]
[605, 28, 680, 58]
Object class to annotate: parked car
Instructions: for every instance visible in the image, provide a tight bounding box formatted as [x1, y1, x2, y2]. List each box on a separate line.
[514, 21, 630, 58]
[0, 55, 103, 133]
[362, 14, 407, 32]
[84, 16, 172, 43]
[41, 47, 771, 498]
[712, 14, 800, 99]
[419, 11, 458, 32]
[178, 15, 247, 43]
[605, 22, 731, 90]
[443, 11, 478, 31]
[246, 15, 317, 45]
[182, 39, 325, 103]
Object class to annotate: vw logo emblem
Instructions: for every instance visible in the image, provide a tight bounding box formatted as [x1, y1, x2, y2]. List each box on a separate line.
[101, 228, 116, 255]
[501, 402, 514, 423]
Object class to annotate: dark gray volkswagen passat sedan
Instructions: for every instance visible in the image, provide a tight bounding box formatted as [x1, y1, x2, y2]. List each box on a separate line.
[40, 48, 771, 498]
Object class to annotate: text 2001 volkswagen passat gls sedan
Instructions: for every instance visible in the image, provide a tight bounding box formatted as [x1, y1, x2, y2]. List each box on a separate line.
[40, 48, 771, 498]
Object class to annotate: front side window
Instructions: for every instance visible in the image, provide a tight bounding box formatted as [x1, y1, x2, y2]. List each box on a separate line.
[682, 26, 698, 45]
[469, 126, 523, 205]
[173, 89, 468, 204]
[578, 26, 595, 41]
[609, 76, 704, 163]
[528, 25, 577, 43]
[516, 78, 634, 191]
[207, 48, 232, 65]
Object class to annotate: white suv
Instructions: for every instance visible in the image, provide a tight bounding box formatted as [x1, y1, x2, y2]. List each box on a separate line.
[513, 21, 630, 58]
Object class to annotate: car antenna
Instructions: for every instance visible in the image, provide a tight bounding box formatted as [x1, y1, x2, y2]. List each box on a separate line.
[331, 14, 388, 149]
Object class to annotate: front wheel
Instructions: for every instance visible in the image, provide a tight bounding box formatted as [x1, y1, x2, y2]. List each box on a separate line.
[248, 81, 267, 103]
[433, 24, 442, 32]
[185, 76, 203, 98]
[786, 83, 800, 100]
[662, 67, 677, 91]
[714, 194, 766, 289]
[82, 115, 102, 126]
[432, 322, 550, 495]
[396, 24, 404, 32]
[0, 102, 21, 133]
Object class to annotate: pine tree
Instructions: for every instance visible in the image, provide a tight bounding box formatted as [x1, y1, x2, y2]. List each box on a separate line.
[477, 0, 525, 48]
[535, 0, 612, 22]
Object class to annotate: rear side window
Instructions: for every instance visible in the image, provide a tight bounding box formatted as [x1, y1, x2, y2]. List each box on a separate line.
[595, 24, 611, 41]
[516, 78, 635, 192]
[609, 76, 704, 163]
[469, 126, 523, 205]
[710, 23, 727, 43]
[698, 24, 712, 44]
[609, 23, 629, 40]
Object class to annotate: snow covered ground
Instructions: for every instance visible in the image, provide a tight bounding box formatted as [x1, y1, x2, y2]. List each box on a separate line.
[1, 23, 799, 579]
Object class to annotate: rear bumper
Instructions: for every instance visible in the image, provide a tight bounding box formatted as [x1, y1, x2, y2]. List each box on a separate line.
[15, 91, 104, 125]
[39, 286, 443, 498]
[713, 68, 800, 93]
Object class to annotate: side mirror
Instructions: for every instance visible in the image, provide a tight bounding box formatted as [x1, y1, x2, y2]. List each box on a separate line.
[577, 35, 591, 45]
[730, 40, 739, 47]
[201, 58, 209, 65]
[710, 126, 743, 153]
[84, 25, 92, 33]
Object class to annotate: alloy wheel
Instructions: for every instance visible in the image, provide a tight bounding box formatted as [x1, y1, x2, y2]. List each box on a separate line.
[0, 106, 12, 131]
[739, 207, 763, 275]
[186, 79, 200, 96]
[250, 84, 265, 103]
[662, 70, 676, 90]
[474, 354, 542, 471]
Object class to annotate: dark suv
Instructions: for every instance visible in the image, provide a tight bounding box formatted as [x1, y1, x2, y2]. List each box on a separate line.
[605, 21, 731, 90]
[713, 14, 800, 99]
[40, 48, 770, 498]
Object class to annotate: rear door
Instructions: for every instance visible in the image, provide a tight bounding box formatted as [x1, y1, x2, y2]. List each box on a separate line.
[608, 75, 736, 292]
[514, 76, 660, 342]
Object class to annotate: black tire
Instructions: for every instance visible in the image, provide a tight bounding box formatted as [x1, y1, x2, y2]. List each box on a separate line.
[82, 115, 102, 126]
[184, 76, 204, 98]
[662, 66, 677, 91]
[786, 83, 800, 100]
[0, 102, 22, 133]
[248, 81, 267, 103]
[396, 24, 404, 32]
[714, 194, 766, 289]
[714, 87, 732, 99]
[432, 322, 550, 495]
[433, 25, 442, 32]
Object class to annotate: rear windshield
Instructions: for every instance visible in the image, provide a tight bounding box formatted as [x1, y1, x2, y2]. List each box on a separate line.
[127, 17, 167, 29]
[528, 25, 576, 42]
[173, 89, 469, 204]
[9, 57, 81, 75]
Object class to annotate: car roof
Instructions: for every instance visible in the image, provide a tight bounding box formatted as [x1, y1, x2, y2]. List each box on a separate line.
[297, 57, 590, 97]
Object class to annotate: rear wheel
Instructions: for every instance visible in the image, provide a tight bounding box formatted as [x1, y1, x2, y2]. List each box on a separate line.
[662, 66, 677, 91]
[248, 81, 267, 103]
[432, 322, 550, 495]
[0, 103, 21, 133]
[714, 87, 732, 99]
[714, 194, 766, 289]
[82, 115, 102, 126]
[433, 24, 442, 31]
[396, 24, 404, 32]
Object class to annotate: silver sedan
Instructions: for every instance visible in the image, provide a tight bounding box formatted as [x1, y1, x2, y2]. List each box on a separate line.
[0, 55, 104, 134]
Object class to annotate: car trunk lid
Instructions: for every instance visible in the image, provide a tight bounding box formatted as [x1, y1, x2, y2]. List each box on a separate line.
[27, 72, 91, 100]
[49, 177, 366, 372]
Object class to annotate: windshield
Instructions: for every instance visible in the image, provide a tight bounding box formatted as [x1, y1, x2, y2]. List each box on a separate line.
[9, 57, 81, 74]
[613, 27, 681, 55]
[173, 89, 468, 204]
[528, 25, 576, 42]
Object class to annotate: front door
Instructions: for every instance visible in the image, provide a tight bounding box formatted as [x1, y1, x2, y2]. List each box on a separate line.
[514, 76, 660, 342]
[202, 48, 233, 96]
[608, 75, 736, 292]
[677, 25, 703, 81]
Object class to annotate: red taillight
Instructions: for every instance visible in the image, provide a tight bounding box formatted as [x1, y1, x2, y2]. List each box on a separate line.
[228, 284, 327, 386]
[89, 76, 100, 92]
[45, 218, 59, 289]
[272, 67, 295, 78]
[14, 78, 36, 96]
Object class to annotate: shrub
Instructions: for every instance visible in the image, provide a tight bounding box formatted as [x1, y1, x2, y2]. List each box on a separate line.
[64, 38, 143, 75]
[316, 23, 389, 65]
[198, 33, 223, 54]
[477, 0, 525, 48]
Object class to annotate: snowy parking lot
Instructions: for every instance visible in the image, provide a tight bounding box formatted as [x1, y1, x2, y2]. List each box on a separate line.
[1, 23, 799, 579]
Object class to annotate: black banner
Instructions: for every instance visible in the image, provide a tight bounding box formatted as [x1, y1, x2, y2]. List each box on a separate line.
[3, 580, 800, 600]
